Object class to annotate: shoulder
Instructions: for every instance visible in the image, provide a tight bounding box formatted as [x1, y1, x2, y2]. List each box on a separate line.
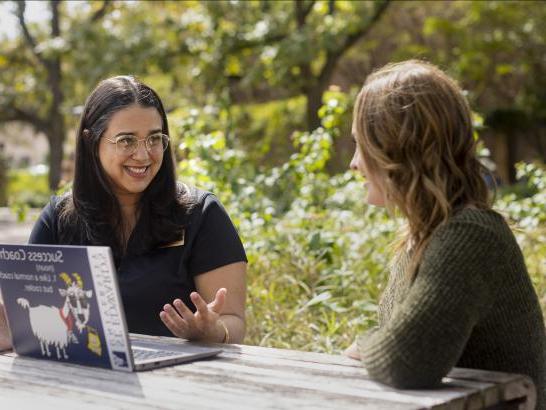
[176, 183, 225, 216]
[39, 195, 64, 221]
[420, 208, 516, 282]
[33, 191, 73, 226]
[180, 185, 246, 274]
[431, 208, 512, 248]
[29, 194, 68, 244]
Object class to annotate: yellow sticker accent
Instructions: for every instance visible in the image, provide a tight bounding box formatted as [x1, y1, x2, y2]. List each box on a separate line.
[87, 326, 102, 356]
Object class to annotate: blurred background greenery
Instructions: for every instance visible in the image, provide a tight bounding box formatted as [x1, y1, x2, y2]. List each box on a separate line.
[0, 0, 544, 352]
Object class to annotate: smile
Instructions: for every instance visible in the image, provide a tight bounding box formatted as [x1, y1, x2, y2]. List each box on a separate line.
[124, 166, 150, 178]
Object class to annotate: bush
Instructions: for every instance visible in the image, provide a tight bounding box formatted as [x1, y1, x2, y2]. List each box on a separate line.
[170, 93, 546, 353]
[495, 163, 546, 313]
[7, 168, 50, 210]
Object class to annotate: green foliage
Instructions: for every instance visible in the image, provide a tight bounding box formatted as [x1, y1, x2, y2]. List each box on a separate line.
[389, 1, 546, 119]
[7, 168, 50, 210]
[495, 163, 546, 311]
[2, 0, 545, 354]
[171, 94, 546, 353]
[230, 96, 307, 166]
[170, 91, 397, 351]
[195, 0, 384, 90]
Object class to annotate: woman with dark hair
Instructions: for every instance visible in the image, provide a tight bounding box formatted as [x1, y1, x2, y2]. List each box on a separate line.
[0, 76, 246, 346]
[344, 60, 545, 407]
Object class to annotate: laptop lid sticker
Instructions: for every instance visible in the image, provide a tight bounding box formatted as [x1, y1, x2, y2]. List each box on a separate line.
[0, 245, 113, 369]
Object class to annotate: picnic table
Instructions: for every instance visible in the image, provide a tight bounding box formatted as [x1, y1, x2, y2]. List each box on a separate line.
[0, 333, 536, 409]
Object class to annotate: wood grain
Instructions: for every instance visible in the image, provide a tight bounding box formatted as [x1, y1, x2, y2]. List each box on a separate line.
[0, 336, 535, 410]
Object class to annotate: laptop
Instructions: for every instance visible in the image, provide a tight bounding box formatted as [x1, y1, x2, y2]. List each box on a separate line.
[0, 243, 221, 371]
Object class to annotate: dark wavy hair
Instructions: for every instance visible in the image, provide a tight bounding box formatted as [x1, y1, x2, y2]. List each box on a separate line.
[58, 75, 193, 265]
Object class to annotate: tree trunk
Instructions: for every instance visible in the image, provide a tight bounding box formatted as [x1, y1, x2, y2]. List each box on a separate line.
[306, 86, 324, 131]
[46, 0, 65, 191]
[47, 114, 65, 191]
[506, 131, 517, 184]
[494, 131, 517, 185]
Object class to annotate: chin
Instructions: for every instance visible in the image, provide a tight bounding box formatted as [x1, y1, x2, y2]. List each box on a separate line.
[120, 180, 152, 195]
[366, 194, 386, 207]
[367, 199, 384, 207]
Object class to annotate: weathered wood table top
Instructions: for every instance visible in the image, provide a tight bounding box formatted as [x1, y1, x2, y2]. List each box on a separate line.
[0, 334, 536, 409]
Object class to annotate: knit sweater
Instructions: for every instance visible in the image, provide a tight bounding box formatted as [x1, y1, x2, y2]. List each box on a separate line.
[357, 208, 546, 409]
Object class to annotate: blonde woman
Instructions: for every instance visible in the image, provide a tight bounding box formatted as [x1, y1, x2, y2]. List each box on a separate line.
[344, 60, 545, 408]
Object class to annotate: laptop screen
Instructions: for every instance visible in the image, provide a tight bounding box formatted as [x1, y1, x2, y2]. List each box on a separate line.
[0, 244, 133, 371]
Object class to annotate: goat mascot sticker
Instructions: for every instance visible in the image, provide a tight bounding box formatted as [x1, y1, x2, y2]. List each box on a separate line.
[17, 272, 95, 360]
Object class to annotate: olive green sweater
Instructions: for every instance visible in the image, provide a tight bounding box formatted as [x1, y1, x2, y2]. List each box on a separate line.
[357, 208, 546, 409]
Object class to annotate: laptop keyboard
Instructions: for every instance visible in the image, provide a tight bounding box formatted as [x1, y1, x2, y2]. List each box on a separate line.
[132, 346, 184, 361]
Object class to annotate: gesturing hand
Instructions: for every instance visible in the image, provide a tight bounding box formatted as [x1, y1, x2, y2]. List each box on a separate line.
[343, 341, 361, 360]
[160, 288, 227, 343]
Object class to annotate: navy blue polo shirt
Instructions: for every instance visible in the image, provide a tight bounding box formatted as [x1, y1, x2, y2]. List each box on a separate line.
[28, 188, 247, 336]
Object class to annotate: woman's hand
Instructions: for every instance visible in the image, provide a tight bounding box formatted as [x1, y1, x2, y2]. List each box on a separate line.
[343, 341, 361, 360]
[160, 288, 227, 343]
[0, 303, 13, 351]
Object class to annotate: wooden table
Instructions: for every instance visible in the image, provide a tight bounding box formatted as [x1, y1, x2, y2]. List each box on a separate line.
[0, 334, 536, 409]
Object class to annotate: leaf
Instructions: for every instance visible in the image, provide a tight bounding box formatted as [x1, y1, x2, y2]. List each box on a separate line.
[304, 292, 332, 308]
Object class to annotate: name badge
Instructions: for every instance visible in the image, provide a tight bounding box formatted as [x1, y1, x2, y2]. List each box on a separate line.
[160, 230, 185, 248]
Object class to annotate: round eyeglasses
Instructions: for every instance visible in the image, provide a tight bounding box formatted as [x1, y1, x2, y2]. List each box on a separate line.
[104, 133, 170, 156]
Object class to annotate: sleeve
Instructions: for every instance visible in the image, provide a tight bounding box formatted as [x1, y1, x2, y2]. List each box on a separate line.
[28, 197, 59, 245]
[187, 194, 247, 276]
[357, 221, 497, 389]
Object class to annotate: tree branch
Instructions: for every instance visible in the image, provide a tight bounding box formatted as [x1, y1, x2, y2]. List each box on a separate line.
[89, 0, 111, 23]
[229, 33, 288, 53]
[223, 1, 314, 54]
[294, 0, 317, 94]
[51, 0, 60, 37]
[295, 0, 315, 28]
[0, 106, 49, 134]
[303, 0, 316, 20]
[318, 0, 390, 87]
[15, 1, 49, 68]
[48, 1, 63, 117]
[328, 0, 335, 15]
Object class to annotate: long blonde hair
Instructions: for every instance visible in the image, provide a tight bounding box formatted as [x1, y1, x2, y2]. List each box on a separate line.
[353, 60, 491, 279]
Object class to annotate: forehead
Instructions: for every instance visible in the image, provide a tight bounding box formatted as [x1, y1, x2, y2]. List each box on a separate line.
[106, 105, 162, 134]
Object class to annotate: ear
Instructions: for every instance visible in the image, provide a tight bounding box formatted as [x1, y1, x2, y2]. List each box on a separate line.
[59, 289, 67, 297]
[85, 290, 93, 298]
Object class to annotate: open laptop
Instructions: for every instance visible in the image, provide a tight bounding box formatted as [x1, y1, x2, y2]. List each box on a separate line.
[0, 243, 221, 371]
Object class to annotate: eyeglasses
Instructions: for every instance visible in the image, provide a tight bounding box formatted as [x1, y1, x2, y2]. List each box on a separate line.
[104, 133, 170, 156]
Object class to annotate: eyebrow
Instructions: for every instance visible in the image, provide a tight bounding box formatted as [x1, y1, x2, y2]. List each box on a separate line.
[113, 129, 162, 138]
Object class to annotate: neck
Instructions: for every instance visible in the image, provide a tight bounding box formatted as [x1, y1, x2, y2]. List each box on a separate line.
[114, 193, 140, 249]
[114, 192, 139, 218]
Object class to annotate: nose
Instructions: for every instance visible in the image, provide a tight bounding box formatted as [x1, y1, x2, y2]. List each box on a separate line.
[349, 150, 358, 171]
[132, 139, 151, 160]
